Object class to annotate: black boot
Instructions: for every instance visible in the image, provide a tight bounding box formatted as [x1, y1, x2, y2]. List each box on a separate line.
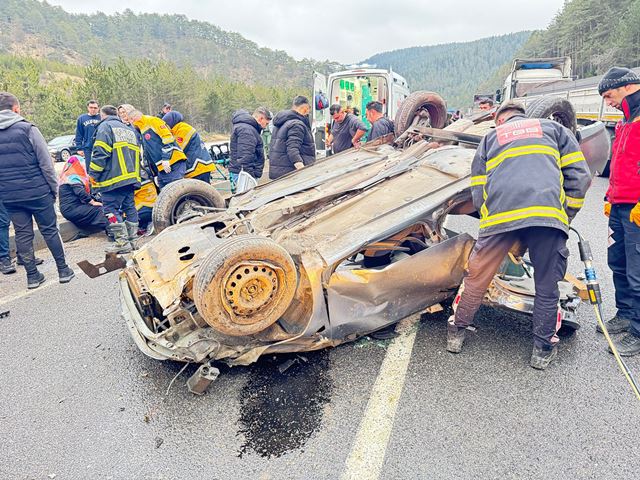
[58, 266, 75, 284]
[21, 250, 45, 289]
[596, 315, 630, 334]
[609, 333, 640, 357]
[0, 256, 16, 274]
[446, 316, 467, 354]
[530, 345, 558, 370]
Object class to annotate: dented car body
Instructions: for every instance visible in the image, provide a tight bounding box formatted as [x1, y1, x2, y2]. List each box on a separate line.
[120, 111, 609, 368]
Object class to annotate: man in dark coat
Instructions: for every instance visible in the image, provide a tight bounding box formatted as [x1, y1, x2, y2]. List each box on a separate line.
[326, 104, 368, 153]
[229, 107, 272, 186]
[0, 92, 74, 288]
[269, 96, 316, 180]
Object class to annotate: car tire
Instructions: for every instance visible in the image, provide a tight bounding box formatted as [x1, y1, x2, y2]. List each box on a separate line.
[394, 91, 448, 137]
[152, 179, 225, 233]
[60, 149, 71, 162]
[193, 235, 298, 337]
[525, 96, 577, 133]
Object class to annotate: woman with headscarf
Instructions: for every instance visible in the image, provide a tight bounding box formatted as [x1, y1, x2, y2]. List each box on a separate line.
[58, 155, 107, 231]
[162, 111, 215, 183]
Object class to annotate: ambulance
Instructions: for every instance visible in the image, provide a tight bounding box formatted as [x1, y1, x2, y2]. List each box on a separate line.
[312, 68, 410, 155]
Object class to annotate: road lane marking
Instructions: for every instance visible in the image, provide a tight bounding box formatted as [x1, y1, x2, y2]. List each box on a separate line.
[0, 280, 56, 307]
[341, 314, 420, 480]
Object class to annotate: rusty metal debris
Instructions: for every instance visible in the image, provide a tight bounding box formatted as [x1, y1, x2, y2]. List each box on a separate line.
[77, 253, 127, 278]
[186, 361, 220, 395]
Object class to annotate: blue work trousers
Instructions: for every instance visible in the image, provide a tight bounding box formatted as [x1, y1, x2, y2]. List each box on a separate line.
[608, 203, 640, 337]
[101, 185, 138, 223]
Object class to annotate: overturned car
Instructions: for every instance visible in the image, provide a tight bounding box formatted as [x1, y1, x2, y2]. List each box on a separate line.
[119, 93, 610, 382]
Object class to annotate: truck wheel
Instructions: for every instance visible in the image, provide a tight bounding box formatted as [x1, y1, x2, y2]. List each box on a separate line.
[394, 91, 447, 137]
[193, 235, 298, 337]
[152, 179, 225, 233]
[525, 96, 577, 133]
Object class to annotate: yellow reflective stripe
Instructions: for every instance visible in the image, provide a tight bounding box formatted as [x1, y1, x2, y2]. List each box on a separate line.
[566, 196, 585, 208]
[559, 151, 586, 167]
[113, 142, 140, 152]
[93, 140, 112, 152]
[486, 145, 560, 172]
[116, 145, 128, 176]
[89, 162, 104, 172]
[480, 206, 568, 229]
[470, 175, 486, 186]
[480, 202, 488, 218]
[92, 171, 140, 188]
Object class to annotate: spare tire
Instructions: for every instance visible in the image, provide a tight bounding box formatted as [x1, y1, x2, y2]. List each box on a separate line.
[194, 235, 298, 337]
[525, 96, 577, 133]
[152, 179, 225, 233]
[394, 91, 447, 137]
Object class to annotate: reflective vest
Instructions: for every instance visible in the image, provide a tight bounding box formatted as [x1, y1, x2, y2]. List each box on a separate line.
[134, 115, 186, 173]
[171, 121, 215, 178]
[89, 116, 141, 192]
[470, 114, 591, 237]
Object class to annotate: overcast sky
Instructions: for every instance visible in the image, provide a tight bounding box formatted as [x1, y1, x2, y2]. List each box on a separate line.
[47, 0, 565, 63]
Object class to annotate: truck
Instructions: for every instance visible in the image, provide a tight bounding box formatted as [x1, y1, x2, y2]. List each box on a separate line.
[312, 68, 410, 155]
[500, 57, 629, 175]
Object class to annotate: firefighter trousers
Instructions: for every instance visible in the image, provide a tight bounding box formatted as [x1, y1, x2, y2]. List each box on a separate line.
[452, 226, 569, 349]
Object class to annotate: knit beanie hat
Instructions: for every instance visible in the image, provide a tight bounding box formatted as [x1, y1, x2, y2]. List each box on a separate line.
[598, 67, 640, 95]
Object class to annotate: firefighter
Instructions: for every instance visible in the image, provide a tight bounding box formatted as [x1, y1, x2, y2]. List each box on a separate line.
[162, 111, 216, 183]
[446, 100, 591, 370]
[598, 67, 640, 356]
[120, 104, 186, 188]
[89, 105, 141, 254]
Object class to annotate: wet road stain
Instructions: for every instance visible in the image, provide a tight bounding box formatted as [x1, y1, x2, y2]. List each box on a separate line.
[237, 350, 332, 458]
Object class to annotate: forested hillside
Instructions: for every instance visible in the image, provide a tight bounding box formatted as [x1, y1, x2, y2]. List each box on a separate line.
[362, 32, 532, 109]
[0, 55, 301, 138]
[0, 0, 340, 87]
[479, 0, 640, 94]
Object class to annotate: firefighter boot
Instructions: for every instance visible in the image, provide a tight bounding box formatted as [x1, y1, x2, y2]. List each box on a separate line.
[530, 345, 558, 370]
[105, 223, 133, 254]
[446, 316, 466, 354]
[125, 221, 139, 250]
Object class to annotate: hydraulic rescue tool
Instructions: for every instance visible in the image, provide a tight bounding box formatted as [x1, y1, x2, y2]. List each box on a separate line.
[570, 227, 640, 401]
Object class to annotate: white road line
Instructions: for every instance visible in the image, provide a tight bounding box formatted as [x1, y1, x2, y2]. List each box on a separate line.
[341, 314, 421, 480]
[0, 280, 56, 307]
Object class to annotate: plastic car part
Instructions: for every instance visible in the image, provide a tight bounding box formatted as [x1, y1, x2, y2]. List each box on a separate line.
[193, 235, 298, 336]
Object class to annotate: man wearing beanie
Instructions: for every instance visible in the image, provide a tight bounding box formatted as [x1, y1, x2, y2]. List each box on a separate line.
[598, 66, 640, 356]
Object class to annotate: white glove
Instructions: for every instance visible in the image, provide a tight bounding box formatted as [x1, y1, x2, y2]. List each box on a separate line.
[161, 160, 171, 173]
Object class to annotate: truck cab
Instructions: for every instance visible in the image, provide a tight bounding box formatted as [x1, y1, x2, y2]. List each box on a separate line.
[312, 68, 410, 156]
[502, 57, 572, 102]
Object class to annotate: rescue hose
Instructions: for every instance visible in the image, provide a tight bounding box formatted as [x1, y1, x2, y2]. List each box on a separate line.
[569, 227, 640, 401]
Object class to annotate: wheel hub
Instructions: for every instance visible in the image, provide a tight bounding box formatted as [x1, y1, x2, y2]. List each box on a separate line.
[223, 263, 280, 321]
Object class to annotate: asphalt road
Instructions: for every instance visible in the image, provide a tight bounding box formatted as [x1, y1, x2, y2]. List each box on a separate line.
[1, 177, 638, 480]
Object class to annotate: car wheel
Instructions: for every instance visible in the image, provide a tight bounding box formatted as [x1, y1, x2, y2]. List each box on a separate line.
[394, 91, 448, 137]
[525, 96, 577, 133]
[193, 235, 298, 336]
[60, 149, 71, 162]
[152, 179, 225, 233]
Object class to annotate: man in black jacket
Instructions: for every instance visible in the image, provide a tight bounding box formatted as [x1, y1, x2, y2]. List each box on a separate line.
[0, 92, 74, 288]
[229, 107, 272, 188]
[269, 96, 316, 179]
[89, 105, 141, 254]
[366, 101, 395, 141]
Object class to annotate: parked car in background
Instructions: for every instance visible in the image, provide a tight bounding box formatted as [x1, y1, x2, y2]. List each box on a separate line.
[47, 134, 80, 162]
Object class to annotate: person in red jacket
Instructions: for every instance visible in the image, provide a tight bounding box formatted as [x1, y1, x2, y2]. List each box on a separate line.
[598, 67, 640, 356]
